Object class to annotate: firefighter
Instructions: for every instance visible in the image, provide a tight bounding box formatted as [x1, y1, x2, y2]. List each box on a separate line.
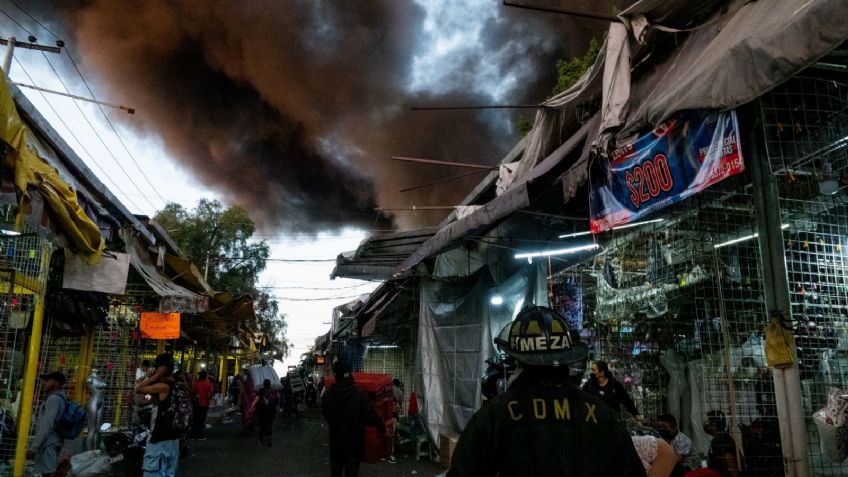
[447, 305, 645, 477]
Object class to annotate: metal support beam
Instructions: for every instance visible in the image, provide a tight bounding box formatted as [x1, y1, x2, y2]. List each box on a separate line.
[748, 105, 810, 477]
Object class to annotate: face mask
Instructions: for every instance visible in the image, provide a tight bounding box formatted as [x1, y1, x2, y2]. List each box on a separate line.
[658, 430, 675, 440]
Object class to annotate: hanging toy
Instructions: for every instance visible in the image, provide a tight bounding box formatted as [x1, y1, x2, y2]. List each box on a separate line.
[59, 355, 66, 365]
[111, 330, 119, 340]
[106, 362, 113, 370]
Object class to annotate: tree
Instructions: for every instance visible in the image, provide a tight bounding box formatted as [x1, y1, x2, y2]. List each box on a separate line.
[155, 199, 288, 357]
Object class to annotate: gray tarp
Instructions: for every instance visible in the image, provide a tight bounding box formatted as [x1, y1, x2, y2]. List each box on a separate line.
[399, 115, 599, 274]
[121, 230, 208, 313]
[416, 262, 547, 442]
[615, 0, 848, 137]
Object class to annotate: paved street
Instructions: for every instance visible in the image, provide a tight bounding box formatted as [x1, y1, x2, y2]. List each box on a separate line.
[176, 409, 445, 477]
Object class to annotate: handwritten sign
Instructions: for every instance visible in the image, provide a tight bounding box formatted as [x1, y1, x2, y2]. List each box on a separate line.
[140, 312, 180, 339]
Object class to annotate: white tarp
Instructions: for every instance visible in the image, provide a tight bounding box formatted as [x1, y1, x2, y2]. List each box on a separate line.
[416, 262, 547, 441]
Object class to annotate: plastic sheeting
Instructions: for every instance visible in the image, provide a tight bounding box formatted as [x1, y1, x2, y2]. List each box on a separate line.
[0, 74, 104, 264]
[416, 263, 546, 441]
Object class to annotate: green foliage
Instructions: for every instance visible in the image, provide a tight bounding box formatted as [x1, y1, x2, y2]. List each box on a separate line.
[553, 38, 601, 95]
[155, 199, 288, 357]
[516, 115, 534, 136]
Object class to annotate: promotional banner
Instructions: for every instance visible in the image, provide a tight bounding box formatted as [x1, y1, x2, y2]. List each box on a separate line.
[140, 312, 181, 339]
[590, 110, 744, 232]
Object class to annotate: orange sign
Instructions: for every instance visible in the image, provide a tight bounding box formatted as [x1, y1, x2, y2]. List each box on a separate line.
[140, 312, 181, 339]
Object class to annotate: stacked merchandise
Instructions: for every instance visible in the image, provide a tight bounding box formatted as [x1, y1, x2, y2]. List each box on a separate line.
[325, 372, 393, 462]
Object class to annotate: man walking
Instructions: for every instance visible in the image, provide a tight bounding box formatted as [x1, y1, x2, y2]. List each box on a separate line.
[447, 306, 645, 477]
[136, 353, 181, 477]
[191, 371, 214, 439]
[322, 360, 386, 477]
[26, 371, 67, 477]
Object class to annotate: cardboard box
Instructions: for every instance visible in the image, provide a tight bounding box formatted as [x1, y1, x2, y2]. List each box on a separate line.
[439, 432, 460, 469]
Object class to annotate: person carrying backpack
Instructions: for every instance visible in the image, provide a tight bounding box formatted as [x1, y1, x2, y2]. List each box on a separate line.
[136, 353, 182, 477]
[252, 379, 279, 447]
[26, 371, 68, 477]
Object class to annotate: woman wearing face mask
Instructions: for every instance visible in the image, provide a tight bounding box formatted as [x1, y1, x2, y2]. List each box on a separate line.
[582, 360, 643, 426]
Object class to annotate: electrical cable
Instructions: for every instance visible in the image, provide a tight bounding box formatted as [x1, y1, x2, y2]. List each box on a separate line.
[273, 293, 370, 302]
[38, 51, 160, 211]
[0, 4, 32, 37]
[12, 57, 146, 212]
[57, 48, 170, 206]
[5, 0, 61, 40]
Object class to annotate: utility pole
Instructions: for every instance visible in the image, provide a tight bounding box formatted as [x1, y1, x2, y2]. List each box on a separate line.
[1, 36, 62, 77]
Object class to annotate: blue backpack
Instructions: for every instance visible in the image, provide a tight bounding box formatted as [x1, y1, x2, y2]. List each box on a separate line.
[54, 394, 86, 439]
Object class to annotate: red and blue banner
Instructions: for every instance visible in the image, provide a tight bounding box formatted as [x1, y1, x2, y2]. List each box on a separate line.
[589, 110, 744, 232]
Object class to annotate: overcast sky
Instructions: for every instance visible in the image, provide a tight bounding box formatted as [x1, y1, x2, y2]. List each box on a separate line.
[0, 0, 613, 368]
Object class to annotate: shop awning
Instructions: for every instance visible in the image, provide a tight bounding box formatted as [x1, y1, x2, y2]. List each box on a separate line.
[615, 0, 848, 136]
[398, 115, 600, 274]
[0, 74, 105, 264]
[358, 282, 405, 337]
[332, 227, 439, 280]
[122, 230, 209, 314]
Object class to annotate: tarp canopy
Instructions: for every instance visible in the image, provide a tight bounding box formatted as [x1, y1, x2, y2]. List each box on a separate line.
[121, 229, 209, 314]
[0, 73, 104, 264]
[417, 263, 546, 442]
[399, 115, 600, 274]
[332, 227, 439, 280]
[613, 0, 848, 137]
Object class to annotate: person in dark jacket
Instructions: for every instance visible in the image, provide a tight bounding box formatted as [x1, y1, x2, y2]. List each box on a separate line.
[321, 360, 386, 477]
[252, 379, 280, 447]
[448, 306, 645, 477]
[582, 360, 643, 425]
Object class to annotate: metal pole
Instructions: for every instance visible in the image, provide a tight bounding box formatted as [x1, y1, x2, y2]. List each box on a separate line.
[2, 37, 15, 75]
[748, 106, 809, 477]
[12, 247, 50, 477]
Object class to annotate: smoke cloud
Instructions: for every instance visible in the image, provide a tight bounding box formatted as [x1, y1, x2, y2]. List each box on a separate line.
[32, 0, 617, 232]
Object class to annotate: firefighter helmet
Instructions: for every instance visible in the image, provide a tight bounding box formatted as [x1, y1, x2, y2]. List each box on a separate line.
[494, 305, 588, 367]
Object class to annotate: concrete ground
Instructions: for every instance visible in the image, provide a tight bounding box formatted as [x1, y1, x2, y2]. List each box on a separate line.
[176, 408, 445, 477]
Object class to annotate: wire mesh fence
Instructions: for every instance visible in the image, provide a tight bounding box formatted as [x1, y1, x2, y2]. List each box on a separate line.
[551, 185, 783, 475]
[763, 72, 848, 477]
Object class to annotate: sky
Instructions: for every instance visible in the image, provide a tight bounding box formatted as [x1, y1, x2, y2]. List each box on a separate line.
[0, 0, 615, 368]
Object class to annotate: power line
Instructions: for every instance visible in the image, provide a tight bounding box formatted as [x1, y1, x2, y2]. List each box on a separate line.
[58, 48, 169, 206]
[5, 0, 61, 40]
[35, 51, 159, 211]
[12, 57, 146, 212]
[0, 4, 32, 37]
[274, 293, 368, 302]
[257, 283, 373, 291]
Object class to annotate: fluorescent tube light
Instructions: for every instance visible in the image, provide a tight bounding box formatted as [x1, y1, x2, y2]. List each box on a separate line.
[490, 295, 504, 306]
[0, 229, 20, 236]
[713, 224, 789, 249]
[558, 218, 664, 239]
[515, 243, 600, 260]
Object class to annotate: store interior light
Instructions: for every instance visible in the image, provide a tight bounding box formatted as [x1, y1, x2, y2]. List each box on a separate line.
[0, 229, 20, 236]
[490, 295, 504, 306]
[713, 224, 789, 249]
[515, 243, 600, 261]
[558, 218, 664, 239]
[200, 362, 207, 369]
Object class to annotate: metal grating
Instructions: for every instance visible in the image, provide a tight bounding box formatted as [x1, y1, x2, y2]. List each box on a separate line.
[764, 72, 848, 477]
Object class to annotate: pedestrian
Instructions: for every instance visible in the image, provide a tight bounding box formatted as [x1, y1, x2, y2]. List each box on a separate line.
[386, 378, 404, 464]
[136, 353, 181, 477]
[447, 305, 645, 477]
[407, 390, 420, 443]
[656, 414, 700, 475]
[582, 360, 643, 425]
[704, 410, 742, 477]
[26, 371, 67, 477]
[191, 371, 214, 440]
[252, 379, 280, 447]
[631, 435, 677, 477]
[322, 360, 387, 477]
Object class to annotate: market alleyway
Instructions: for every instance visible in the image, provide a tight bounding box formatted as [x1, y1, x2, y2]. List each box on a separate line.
[175, 408, 444, 477]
